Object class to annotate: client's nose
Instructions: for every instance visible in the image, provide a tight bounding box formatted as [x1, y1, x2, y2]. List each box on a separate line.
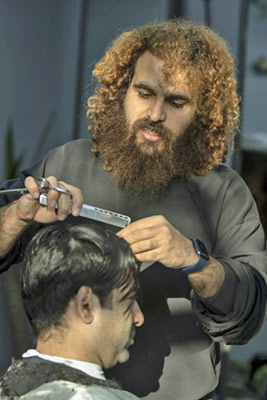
[132, 301, 144, 327]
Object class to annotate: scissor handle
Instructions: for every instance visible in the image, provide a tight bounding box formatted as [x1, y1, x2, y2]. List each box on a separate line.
[0, 177, 71, 197]
[37, 177, 72, 197]
[37, 177, 50, 194]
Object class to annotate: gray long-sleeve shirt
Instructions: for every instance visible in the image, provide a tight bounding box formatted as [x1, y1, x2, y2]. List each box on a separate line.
[0, 139, 266, 400]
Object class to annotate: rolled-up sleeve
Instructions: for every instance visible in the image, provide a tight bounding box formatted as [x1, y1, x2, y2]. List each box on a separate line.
[191, 168, 267, 344]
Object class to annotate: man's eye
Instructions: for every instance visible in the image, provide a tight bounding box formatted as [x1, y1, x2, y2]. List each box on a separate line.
[124, 300, 135, 315]
[138, 91, 151, 99]
[169, 101, 185, 109]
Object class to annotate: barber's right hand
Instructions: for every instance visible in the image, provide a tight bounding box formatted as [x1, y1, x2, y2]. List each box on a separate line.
[14, 176, 84, 224]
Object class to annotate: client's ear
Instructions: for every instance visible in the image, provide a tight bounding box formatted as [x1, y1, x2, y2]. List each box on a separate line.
[75, 286, 96, 324]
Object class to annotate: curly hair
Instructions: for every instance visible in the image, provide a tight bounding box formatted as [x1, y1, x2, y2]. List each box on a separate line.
[87, 18, 240, 174]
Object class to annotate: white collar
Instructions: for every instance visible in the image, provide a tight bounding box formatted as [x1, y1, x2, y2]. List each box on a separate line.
[22, 349, 106, 381]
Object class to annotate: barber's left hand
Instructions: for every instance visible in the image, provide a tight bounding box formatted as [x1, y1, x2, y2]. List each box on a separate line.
[117, 215, 197, 269]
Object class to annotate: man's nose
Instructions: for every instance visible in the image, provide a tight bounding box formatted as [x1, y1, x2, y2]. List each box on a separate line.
[132, 301, 144, 327]
[146, 99, 166, 122]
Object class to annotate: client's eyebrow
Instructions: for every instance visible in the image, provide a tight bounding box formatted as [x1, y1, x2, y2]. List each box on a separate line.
[119, 282, 137, 303]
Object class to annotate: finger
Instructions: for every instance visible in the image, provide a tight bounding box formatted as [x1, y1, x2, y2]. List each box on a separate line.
[45, 178, 71, 220]
[58, 181, 84, 217]
[24, 177, 40, 199]
[117, 215, 167, 237]
[56, 189, 72, 221]
[133, 248, 162, 263]
[130, 238, 159, 255]
[121, 227, 158, 247]
[45, 176, 61, 212]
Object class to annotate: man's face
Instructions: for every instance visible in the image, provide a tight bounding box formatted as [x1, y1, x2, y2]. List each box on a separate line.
[124, 51, 197, 156]
[94, 281, 144, 369]
[96, 51, 202, 194]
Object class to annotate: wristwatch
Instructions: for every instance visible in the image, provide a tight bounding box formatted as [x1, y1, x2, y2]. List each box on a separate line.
[180, 238, 209, 275]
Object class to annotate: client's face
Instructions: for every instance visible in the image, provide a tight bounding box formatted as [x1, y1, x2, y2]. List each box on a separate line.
[95, 280, 144, 369]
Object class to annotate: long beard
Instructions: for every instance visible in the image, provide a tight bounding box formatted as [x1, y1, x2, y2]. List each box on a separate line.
[95, 100, 205, 195]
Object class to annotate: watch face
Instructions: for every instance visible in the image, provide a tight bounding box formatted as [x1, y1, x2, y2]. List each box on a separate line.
[195, 239, 209, 259]
[181, 239, 209, 274]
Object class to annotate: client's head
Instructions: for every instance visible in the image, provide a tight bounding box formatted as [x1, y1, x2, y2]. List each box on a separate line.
[22, 223, 144, 369]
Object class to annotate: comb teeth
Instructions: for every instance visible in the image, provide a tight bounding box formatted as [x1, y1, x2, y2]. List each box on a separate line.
[38, 194, 131, 228]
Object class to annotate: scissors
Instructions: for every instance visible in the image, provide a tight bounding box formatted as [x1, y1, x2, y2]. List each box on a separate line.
[0, 177, 131, 228]
[0, 177, 72, 197]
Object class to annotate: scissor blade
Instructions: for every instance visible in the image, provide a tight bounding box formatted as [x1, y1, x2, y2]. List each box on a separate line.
[0, 188, 29, 195]
[39, 194, 131, 228]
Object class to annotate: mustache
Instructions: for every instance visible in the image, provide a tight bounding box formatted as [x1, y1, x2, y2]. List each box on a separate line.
[129, 118, 173, 141]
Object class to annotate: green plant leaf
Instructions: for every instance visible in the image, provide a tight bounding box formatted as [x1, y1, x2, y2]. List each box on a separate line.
[4, 120, 25, 180]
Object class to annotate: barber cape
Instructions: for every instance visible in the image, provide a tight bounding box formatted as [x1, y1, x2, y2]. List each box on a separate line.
[0, 357, 139, 399]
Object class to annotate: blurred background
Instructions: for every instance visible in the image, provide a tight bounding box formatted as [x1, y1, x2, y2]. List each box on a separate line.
[0, 0, 266, 398]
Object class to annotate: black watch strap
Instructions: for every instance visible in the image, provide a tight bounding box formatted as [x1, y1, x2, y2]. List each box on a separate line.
[180, 238, 209, 275]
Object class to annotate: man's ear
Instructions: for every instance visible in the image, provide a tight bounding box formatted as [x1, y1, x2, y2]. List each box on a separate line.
[75, 286, 96, 324]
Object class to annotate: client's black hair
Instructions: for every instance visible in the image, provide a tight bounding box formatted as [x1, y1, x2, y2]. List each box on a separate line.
[22, 223, 140, 337]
